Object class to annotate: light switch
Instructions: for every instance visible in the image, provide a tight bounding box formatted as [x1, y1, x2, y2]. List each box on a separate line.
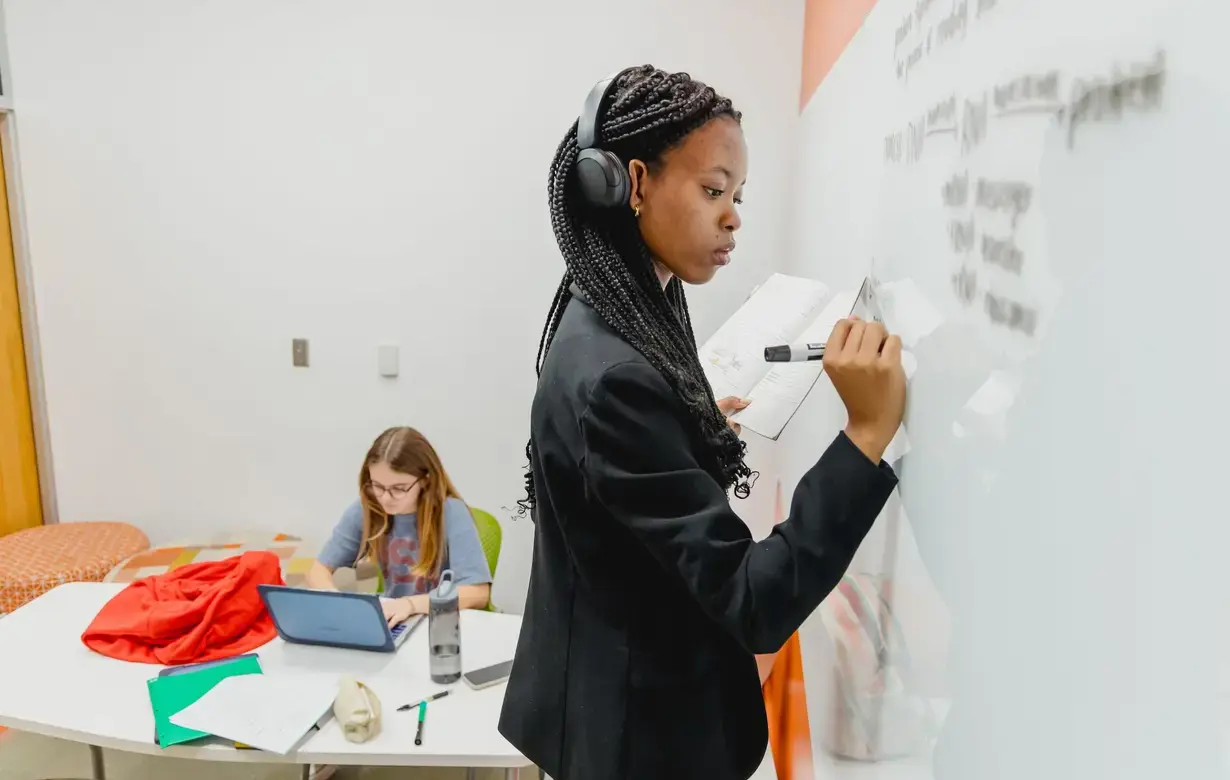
[292, 338, 309, 368]
[378, 344, 399, 378]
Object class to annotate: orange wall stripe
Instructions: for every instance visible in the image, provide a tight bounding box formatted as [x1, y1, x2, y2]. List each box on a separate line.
[800, 0, 882, 112]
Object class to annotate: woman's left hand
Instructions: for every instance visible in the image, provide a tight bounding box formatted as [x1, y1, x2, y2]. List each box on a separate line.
[717, 396, 751, 435]
[382, 597, 416, 627]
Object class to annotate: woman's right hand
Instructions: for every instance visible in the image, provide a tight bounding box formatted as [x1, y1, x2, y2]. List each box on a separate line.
[381, 596, 416, 626]
[823, 317, 906, 464]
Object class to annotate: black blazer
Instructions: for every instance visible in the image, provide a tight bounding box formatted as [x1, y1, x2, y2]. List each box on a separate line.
[499, 288, 898, 780]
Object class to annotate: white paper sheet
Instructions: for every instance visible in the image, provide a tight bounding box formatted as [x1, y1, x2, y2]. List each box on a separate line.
[699, 273, 831, 402]
[169, 673, 337, 755]
[728, 290, 859, 440]
[877, 277, 944, 348]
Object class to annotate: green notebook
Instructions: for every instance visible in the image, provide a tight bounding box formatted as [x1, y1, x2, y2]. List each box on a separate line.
[146, 655, 264, 748]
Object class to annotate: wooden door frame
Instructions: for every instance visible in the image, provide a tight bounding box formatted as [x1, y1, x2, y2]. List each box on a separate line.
[0, 110, 58, 524]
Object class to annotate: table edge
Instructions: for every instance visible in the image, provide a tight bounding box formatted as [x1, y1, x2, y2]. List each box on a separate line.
[0, 716, 535, 768]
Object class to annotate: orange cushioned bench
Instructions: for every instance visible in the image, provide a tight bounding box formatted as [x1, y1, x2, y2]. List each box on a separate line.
[0, 522, 150, 615]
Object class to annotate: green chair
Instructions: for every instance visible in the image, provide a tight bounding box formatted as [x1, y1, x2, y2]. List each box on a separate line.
[469, 508, 502, 579]
[469, 507, 503, 612]
[373, 506, 503, 611]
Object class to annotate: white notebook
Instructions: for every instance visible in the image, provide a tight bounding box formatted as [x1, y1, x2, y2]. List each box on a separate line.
[169, 672, 337, 755]
[699, 273, 858, 440]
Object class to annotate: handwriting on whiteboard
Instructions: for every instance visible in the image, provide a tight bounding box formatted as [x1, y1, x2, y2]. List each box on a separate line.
[884, 53, 1166, 166]
[894, 0, 1003, 82]
[885, 0, 1167, 341]
[1059, 51, 1166, 149]
[941, 172, 1037, 335]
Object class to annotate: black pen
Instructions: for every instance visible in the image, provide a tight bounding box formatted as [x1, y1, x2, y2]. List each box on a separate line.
[764, 343, 825, 362]
[398, 690, 450, 712]
[414, 701, 427, 746]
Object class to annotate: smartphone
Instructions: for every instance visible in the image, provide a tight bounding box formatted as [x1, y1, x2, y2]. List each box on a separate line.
[462, 659, 514, 690]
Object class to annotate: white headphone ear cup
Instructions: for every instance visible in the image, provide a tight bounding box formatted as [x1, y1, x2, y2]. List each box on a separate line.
[575, 149, 630, 208]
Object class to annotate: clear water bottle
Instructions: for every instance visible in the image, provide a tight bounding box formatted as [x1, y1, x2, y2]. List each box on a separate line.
[428, 569, 462, 684]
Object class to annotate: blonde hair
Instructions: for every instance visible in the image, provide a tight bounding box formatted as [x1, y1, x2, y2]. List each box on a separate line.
[356, 427, 465, 579]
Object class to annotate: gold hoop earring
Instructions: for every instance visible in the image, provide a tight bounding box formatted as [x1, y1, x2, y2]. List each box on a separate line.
[633, 205, 641, 218]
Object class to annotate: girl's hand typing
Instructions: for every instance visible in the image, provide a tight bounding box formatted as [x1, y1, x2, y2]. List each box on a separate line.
[382, 596, 416, 627]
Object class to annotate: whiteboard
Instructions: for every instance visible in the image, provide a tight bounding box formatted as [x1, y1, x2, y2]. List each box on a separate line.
[780, 0, 1230, 777]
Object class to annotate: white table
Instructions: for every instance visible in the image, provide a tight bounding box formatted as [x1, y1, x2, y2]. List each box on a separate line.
[0, 582, 535, 779]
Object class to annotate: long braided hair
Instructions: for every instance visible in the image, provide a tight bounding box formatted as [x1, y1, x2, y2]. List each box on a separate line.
[520, 65, 755, 514]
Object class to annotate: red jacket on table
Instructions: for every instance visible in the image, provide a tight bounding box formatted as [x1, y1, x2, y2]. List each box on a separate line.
[82, 550, 284, 664]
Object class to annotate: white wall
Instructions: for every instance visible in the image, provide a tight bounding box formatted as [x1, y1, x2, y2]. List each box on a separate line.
[4, 0, 804, 611]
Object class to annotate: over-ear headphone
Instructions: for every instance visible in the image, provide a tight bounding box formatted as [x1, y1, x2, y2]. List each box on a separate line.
[575, 69, 632, 209]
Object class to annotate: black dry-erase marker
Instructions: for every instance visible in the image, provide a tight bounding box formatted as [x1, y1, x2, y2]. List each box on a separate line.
[398, 690, 450, 712]
[764, 343, 825, 362]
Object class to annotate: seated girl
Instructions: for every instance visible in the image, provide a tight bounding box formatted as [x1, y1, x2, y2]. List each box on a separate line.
[307, 426, 492, 624]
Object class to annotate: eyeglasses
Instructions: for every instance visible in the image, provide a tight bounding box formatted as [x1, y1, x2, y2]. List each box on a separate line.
[364, 478, 420, 500]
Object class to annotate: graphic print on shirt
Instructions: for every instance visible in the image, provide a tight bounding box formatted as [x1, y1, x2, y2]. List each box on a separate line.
[387, 536, 435, 595]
